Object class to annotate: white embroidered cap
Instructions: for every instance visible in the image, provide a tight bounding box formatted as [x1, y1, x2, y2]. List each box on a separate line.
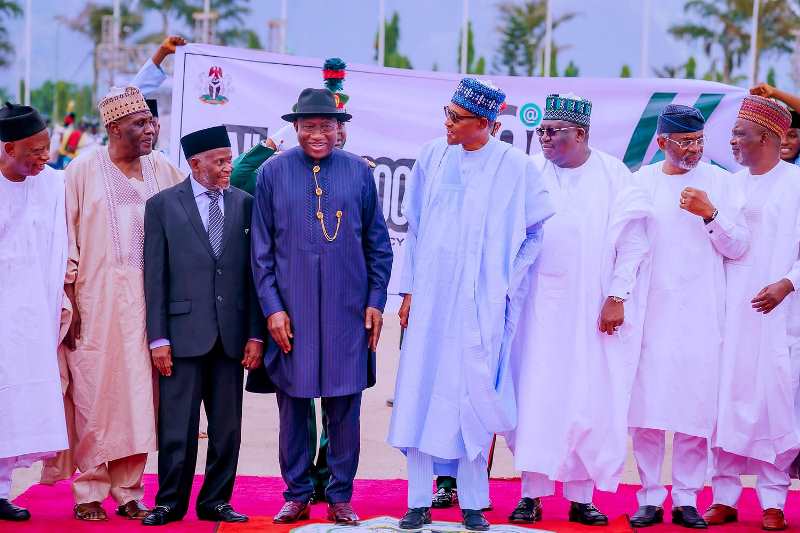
[98, 86, 150, 127]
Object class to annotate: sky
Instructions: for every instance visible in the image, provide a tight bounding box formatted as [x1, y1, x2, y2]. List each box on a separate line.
[3, 0, 794, 97]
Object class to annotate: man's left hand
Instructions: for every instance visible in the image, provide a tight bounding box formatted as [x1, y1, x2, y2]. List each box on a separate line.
[679, 187, 715, 219]
[365, 307, 383, 352]
[752, 279, 795, 314]
[599, 297, 625, 335]
[242, 340, 263, 369]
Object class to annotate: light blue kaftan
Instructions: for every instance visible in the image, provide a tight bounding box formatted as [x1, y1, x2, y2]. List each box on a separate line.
[387, 136, 554, 462]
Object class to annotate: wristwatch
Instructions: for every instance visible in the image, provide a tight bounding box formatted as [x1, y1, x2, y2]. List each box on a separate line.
[703, 209, 719, 225]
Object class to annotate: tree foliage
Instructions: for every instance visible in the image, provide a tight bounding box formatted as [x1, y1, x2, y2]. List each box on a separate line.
[0, 1, 21, 68]
[31, 80, 95, 123]
[374, 11, 413, 69]
[59, 2, 143, 101]
[668, 0, 800, 84]
[457, 21, 486, 75]
[494, 0, 576, 76]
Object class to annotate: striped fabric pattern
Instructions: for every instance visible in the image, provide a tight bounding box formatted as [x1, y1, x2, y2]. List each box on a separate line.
[739, 95, 792, 138]
[206, 189, 224, 257]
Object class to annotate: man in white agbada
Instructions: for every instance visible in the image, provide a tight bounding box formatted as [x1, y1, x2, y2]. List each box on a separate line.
[387, 78, 554, 532]
[508, 93, 652, 526]
[628, 104, 749, 529]
[702, 95, 800, 532]
[0, 102, 69, 521]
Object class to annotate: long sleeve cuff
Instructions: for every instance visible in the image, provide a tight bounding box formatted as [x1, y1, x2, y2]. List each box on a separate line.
[260, 291, 285, 318]
[396, 274, 413, 296]
[149, 338, 170, 349]
[367, 289, 387, 312]
[784, 268, 800, 293]
[705, 212, 732, 237]
[607, 277, 633, 300]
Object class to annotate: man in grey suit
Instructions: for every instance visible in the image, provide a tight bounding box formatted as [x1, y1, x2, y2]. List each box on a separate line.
[141, 125, 264, 526]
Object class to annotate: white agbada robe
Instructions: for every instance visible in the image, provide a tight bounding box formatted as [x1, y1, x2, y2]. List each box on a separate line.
[387, 136, 554, 462]
[630, 161, 749, 437]
[509, 149, 652, 492]
[715, 160, 800, 468]
[0, 166, 69, 468]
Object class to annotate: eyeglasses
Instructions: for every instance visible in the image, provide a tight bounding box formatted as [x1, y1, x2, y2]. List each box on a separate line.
[444, 106, 480, 124]
[535, 126, 582, 137]
[299, 122, 337, 135]
[663, 136, 705, 149]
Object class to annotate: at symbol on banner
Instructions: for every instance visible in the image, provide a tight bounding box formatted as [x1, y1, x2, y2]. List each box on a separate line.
[519, 102, 543, 128]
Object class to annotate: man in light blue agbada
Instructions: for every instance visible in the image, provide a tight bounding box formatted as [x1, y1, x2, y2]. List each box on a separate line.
[387, 78, 554, 532]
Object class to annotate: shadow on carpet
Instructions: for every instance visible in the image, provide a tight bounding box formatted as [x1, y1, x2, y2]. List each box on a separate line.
[5, 475, 798, 532]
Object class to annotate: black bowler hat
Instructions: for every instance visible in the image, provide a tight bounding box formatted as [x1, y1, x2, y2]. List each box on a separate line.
[281, 88, 352, 122]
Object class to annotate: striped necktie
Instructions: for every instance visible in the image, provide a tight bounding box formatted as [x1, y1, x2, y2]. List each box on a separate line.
[206, 189, 224, 257]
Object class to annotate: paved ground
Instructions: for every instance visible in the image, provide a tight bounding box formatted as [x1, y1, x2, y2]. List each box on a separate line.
[10, 315, 774, 499]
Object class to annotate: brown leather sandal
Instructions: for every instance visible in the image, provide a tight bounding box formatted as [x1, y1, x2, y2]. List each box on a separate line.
[116, 499, 149, 519]
[74, 501, 108, 521]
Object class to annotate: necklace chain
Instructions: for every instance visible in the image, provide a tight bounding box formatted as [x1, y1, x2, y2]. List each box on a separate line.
[312, 164, 342, 242]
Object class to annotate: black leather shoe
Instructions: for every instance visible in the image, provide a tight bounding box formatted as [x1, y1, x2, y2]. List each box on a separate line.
[0, 499, 30, 521]
[431, 487, 458, 508]
[569, 502, 609, 526]
[142, 506, 178, 526]
[198, 503, 248, 523]
[399, 507, 431, 529]
[630, 505, 664, 527]
[509, 497, 542, 523]
[673, 506, 708, 529]
[462, 509, 490, 531]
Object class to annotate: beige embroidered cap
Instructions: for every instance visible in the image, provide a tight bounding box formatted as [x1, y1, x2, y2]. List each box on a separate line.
[98, 86, 150, 126]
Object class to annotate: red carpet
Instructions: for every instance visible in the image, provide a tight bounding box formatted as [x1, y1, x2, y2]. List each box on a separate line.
[4, 475, 799, 531]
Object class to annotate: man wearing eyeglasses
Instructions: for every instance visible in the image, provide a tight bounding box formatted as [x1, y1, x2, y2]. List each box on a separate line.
[508, 93, 651, 526]
[388, 78, 553, 531]
[627, 104, 748, 529]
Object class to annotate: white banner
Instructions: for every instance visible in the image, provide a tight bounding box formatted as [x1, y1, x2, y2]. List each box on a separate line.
[170, 43, 746, 302]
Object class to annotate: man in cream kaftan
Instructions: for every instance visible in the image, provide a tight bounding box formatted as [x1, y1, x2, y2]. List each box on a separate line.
[58, 87, 183, 520]
[628, 105, 749, 529]
[388, 79, 553, 532]
[704, 96, 800, 532]
[509, 94, 651, 526]
[0, 103, 68, 521]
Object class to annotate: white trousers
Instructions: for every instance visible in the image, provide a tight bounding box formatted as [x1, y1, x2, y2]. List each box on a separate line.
[711, 449, 790, 511]
[0, 457, 13, 500]
[407, 448, 488, 510]
[521, 471, 594, 504]
[631, 428, 707, 508]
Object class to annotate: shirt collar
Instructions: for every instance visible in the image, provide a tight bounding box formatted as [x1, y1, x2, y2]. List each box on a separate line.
[190, 175, 224, 199]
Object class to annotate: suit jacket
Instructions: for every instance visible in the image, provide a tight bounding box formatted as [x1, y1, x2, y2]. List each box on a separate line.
[144, 177, 264, 359]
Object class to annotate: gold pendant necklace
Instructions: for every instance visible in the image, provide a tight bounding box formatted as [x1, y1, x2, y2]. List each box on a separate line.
[312, 164, 342, 242]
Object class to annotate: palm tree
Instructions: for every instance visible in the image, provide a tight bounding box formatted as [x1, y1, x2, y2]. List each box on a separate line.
[494, 0, 576, 76]
[669, 0, 799, 84]
[137, 0, 191, 43]
[59, 2, 143, 102]
[169, 0, 256, 47]
[0, 0, 22, 68]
